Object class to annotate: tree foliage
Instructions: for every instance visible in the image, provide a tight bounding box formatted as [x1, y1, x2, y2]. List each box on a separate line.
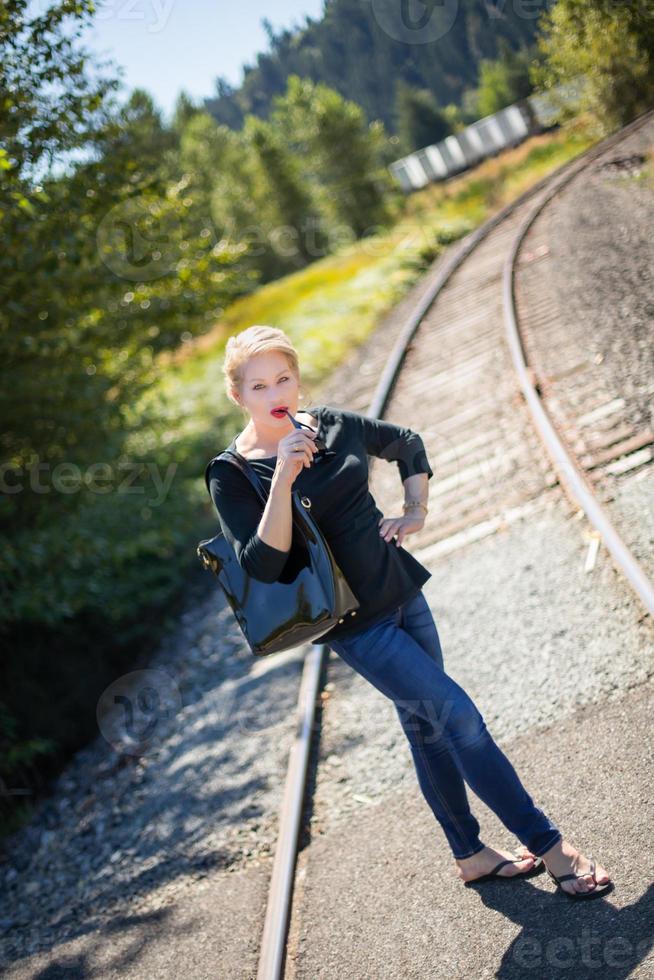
[270, 75, 396, 239]
[1, 87, 245, 527]
[244, 115, 330, 267]
[394, 81, 452, 155]
[0, 0, 119, 215]
[0, 5, 251, 690]
[532, 0, 654, 133]
[473, 39, 539, 118]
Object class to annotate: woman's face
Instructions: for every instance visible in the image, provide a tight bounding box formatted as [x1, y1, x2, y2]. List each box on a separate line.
[236, 350, 300, 430]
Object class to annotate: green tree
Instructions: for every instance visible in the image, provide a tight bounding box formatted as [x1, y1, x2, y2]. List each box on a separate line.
[394, 81, 451, 154]
[171, 90, 205, 135]
[0, 2, 254, 832]
[2, 88, 246, 529]
[244, 115, 329, 267]
[474, 40, 538, 118]
[532, 0, 654, 134]
[0, 0, 120, 216]
[179, 111, 294, 282]
[0, 9, 250, 536]
[178, 111, 247, 233]
[271, 75, 395, 239]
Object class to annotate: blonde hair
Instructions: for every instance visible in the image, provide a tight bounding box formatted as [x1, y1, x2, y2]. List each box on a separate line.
[223, 325, 304, 416]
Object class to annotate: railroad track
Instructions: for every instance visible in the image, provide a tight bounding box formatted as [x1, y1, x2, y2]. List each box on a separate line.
[258, 107, 654, 980]
[511, 158, 654, 587]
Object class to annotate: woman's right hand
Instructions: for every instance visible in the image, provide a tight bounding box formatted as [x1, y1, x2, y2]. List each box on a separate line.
[275, 427, 318, 486]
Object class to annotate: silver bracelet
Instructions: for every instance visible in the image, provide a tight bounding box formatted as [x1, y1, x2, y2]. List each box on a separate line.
[402, 499, 428, 516]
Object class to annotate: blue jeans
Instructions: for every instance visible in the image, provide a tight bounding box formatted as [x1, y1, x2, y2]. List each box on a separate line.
[325, 589, 563, 860]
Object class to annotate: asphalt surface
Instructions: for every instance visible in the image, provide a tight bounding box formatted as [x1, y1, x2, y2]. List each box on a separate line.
[287, 669, 654, 979]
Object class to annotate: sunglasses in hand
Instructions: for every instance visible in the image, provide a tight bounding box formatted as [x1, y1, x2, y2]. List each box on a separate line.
[284, 409, 336, 463]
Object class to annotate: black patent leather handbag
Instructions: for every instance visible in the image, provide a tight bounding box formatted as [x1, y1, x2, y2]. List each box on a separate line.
[197, 449, 360, 656]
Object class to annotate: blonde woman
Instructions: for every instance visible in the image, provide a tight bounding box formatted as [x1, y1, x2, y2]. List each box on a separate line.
[206, 325, 612, 899]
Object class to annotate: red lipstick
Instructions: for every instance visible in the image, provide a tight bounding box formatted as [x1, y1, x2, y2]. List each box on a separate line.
[270, 405, 288, 417]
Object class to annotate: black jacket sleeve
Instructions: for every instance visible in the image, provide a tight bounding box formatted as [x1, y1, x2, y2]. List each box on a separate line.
[338, 409, 434, 482]
[206, 460, 291, 584]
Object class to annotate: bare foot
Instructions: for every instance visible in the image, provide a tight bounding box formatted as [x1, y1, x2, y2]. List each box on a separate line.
[540, 838, 611, 895]
[455, 844, 537, 883]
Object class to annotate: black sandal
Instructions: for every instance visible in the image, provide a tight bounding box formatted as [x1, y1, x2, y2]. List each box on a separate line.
[463, 853, 545, 886]
[545, 854, 613, 900]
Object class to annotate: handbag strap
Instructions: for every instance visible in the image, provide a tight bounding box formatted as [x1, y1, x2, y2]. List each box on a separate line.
[204, 448, 270, 506]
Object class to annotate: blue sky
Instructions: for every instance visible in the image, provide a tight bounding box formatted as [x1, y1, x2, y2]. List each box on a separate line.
[40, 0, 327, 123]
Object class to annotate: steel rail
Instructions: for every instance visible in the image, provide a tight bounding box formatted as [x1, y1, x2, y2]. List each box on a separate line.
[502, 106, 654, 620]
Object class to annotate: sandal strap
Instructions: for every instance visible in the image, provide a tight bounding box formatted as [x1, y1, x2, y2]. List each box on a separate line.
[488, 859, 513, 874]
[548, 855, 597, 883]
[488, 854, 531, 875]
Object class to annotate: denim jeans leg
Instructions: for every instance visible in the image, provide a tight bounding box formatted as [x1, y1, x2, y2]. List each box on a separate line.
[392, 594, 485, 858]
[327, 590, 563, 860]
[395, 592, 562, 858]
[328, 600, 483, 859]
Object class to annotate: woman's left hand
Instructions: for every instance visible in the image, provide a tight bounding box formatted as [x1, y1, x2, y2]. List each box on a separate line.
[378, 513, 425, 547]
